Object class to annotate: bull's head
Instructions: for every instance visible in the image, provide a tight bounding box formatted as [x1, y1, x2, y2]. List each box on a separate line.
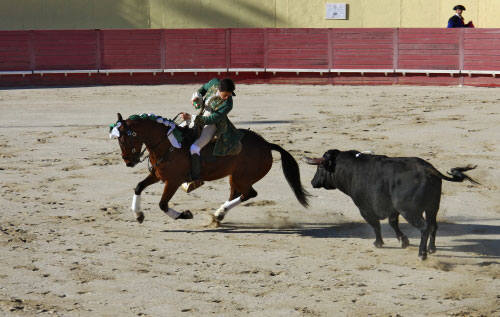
[304, 149, 340, 190]
[111, 113, 144, 167]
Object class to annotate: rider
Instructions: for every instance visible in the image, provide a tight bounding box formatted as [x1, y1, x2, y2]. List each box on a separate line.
[181, 78, 243, 190]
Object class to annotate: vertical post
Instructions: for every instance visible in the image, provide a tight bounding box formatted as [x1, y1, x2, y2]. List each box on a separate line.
[459, 28, 465, 86]
[29, 30, 35, 71]
[225, 29, 231, 71]
[393, 28, 399, 84]
[328, 29, 333, 85]
[160, 29, 166, 70]
[95, 29, 102, 71]
[264, 28, 269, 69]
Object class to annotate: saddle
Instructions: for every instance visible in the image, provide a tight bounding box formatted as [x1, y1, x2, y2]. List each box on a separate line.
[177, 124, 242, 162]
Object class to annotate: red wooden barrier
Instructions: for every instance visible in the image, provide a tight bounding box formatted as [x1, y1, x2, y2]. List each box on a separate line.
[464, 29, 500, 70]
[33, 30, 97, 70]
[331, 28, 395, 69]
[398, 28, 460, 70]
[165, 29, 226, 69]
[267, 29, 329, 69]
[101, 29, 162, 69]
[1, 28, 500, 87]
[230, 28, 265, 69]
[0, 31, 32, 71]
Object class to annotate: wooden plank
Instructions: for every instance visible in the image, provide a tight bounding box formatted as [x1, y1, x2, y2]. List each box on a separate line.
[101, 29, 162, 69]
[32, 30, 98, 70]
[0, 31, 32, 70]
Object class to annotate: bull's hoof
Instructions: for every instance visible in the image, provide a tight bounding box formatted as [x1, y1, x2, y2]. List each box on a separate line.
[373, 240, 384, 248]
[428, 246, 436, 254]
[418, 253, 427, 261]
[135, 212, 145, 224]
[400, 236, 410, 249]
[177, 210, 193, 220]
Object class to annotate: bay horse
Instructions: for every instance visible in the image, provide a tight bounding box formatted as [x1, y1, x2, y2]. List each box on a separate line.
[111, 113, 310, 224]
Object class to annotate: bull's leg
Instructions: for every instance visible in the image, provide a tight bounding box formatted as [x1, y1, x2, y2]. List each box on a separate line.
[159, 181, 193, 220]
[360, 210, 384, 248]
[402, 212, 429, 260]
[132, 172, 160, 224]
[425, 208, 439, 254]
[388, 213, 409, 248]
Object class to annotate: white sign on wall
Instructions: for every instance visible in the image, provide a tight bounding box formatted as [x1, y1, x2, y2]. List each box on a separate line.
[326, 3, 347, 20]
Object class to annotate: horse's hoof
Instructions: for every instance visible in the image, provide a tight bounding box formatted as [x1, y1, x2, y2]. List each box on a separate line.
[428, 246, 436, 254]
[400, 236, 410, 249]
[373, 240, 384, 248]
[418, 254, 427, 261]
[135, 212, 145, 224]
[214, 214, 225, 222]
[205, 214, 221, 228]
[178, 210, 193, 220]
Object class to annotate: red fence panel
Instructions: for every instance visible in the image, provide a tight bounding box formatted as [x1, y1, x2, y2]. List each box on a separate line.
[267, 29, 329, 69]
[331, 28, 395, 69]
[1, 28, 500, 87]
[398, 28, 460, 70]
[100, 29, 162, 69]
[464, 29, 500, 70]
[230, 28, 265, 68]
[33, 30, 97, 70]
[165, 29, 226, 69]
[0, 31, 32, 71]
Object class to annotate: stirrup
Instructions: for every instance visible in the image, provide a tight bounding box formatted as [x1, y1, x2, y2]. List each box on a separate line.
[181, 180, 205, 193]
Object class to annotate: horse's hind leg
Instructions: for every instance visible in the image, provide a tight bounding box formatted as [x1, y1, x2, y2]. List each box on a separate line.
[213, 177, 258, 222]
[132, 172, 159, 224]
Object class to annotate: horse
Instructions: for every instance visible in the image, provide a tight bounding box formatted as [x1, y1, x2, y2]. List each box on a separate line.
[110, 113, 310, 224]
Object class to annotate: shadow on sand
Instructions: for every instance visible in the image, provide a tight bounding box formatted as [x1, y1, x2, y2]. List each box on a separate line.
[164, 221, 500, 259]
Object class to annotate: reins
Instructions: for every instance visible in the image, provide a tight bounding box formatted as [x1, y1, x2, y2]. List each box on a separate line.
[142, 114, 185, 173]
[121, 114, 187, 173]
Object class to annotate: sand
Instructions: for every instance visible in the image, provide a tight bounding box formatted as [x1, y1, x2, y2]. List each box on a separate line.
[0, 84, 499, 316]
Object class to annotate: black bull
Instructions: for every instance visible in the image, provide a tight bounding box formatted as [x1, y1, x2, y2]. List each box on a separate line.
[305, 150, 478, 260]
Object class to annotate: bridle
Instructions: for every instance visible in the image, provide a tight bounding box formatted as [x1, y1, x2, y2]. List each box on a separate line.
[119, 122, 176, 171]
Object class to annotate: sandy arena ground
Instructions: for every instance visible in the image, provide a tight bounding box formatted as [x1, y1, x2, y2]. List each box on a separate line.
[0, 84, 499, 316]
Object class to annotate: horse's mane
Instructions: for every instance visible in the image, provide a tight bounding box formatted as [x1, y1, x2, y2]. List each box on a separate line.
[126, 113, 176, 127]
[126, 113, 201, 145]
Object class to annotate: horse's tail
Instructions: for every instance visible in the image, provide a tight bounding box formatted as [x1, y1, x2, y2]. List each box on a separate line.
[270, 143, 310, 208]
[431, 164, 480, 184]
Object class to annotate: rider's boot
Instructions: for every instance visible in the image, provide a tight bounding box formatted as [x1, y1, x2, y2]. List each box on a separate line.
[182, 154, 204, 193]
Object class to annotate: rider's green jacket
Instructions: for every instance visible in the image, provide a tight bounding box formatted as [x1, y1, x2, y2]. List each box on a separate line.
[194, 78, 243, 156]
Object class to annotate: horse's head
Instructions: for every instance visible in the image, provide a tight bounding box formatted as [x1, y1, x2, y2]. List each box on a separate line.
[111, 113, 144, 167]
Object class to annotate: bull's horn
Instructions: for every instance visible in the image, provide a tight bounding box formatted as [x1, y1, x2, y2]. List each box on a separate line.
[303, 157, 325, 165]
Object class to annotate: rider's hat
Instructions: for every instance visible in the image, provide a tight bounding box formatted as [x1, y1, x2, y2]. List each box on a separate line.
[453, 5, 466, 10]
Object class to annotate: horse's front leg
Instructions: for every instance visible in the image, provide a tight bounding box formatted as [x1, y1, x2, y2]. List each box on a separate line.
[132, 172, 159, 224]
[159, 181, 193, 220]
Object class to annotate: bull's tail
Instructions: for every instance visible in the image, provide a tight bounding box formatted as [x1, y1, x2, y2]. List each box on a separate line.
[434, 164, 480, 184]
[270, 143, 310, 207]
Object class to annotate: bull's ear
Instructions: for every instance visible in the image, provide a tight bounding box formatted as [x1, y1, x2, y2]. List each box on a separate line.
[117, 113, 123, 122]
[303, 157, 325, 165]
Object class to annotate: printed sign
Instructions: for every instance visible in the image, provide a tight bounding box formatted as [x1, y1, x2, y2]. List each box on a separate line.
[326, 3, 347, 20]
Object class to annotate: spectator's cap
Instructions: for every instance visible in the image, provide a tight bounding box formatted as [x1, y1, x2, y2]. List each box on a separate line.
[219, 78, 236, 96]
[453, 5, 466, 11]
